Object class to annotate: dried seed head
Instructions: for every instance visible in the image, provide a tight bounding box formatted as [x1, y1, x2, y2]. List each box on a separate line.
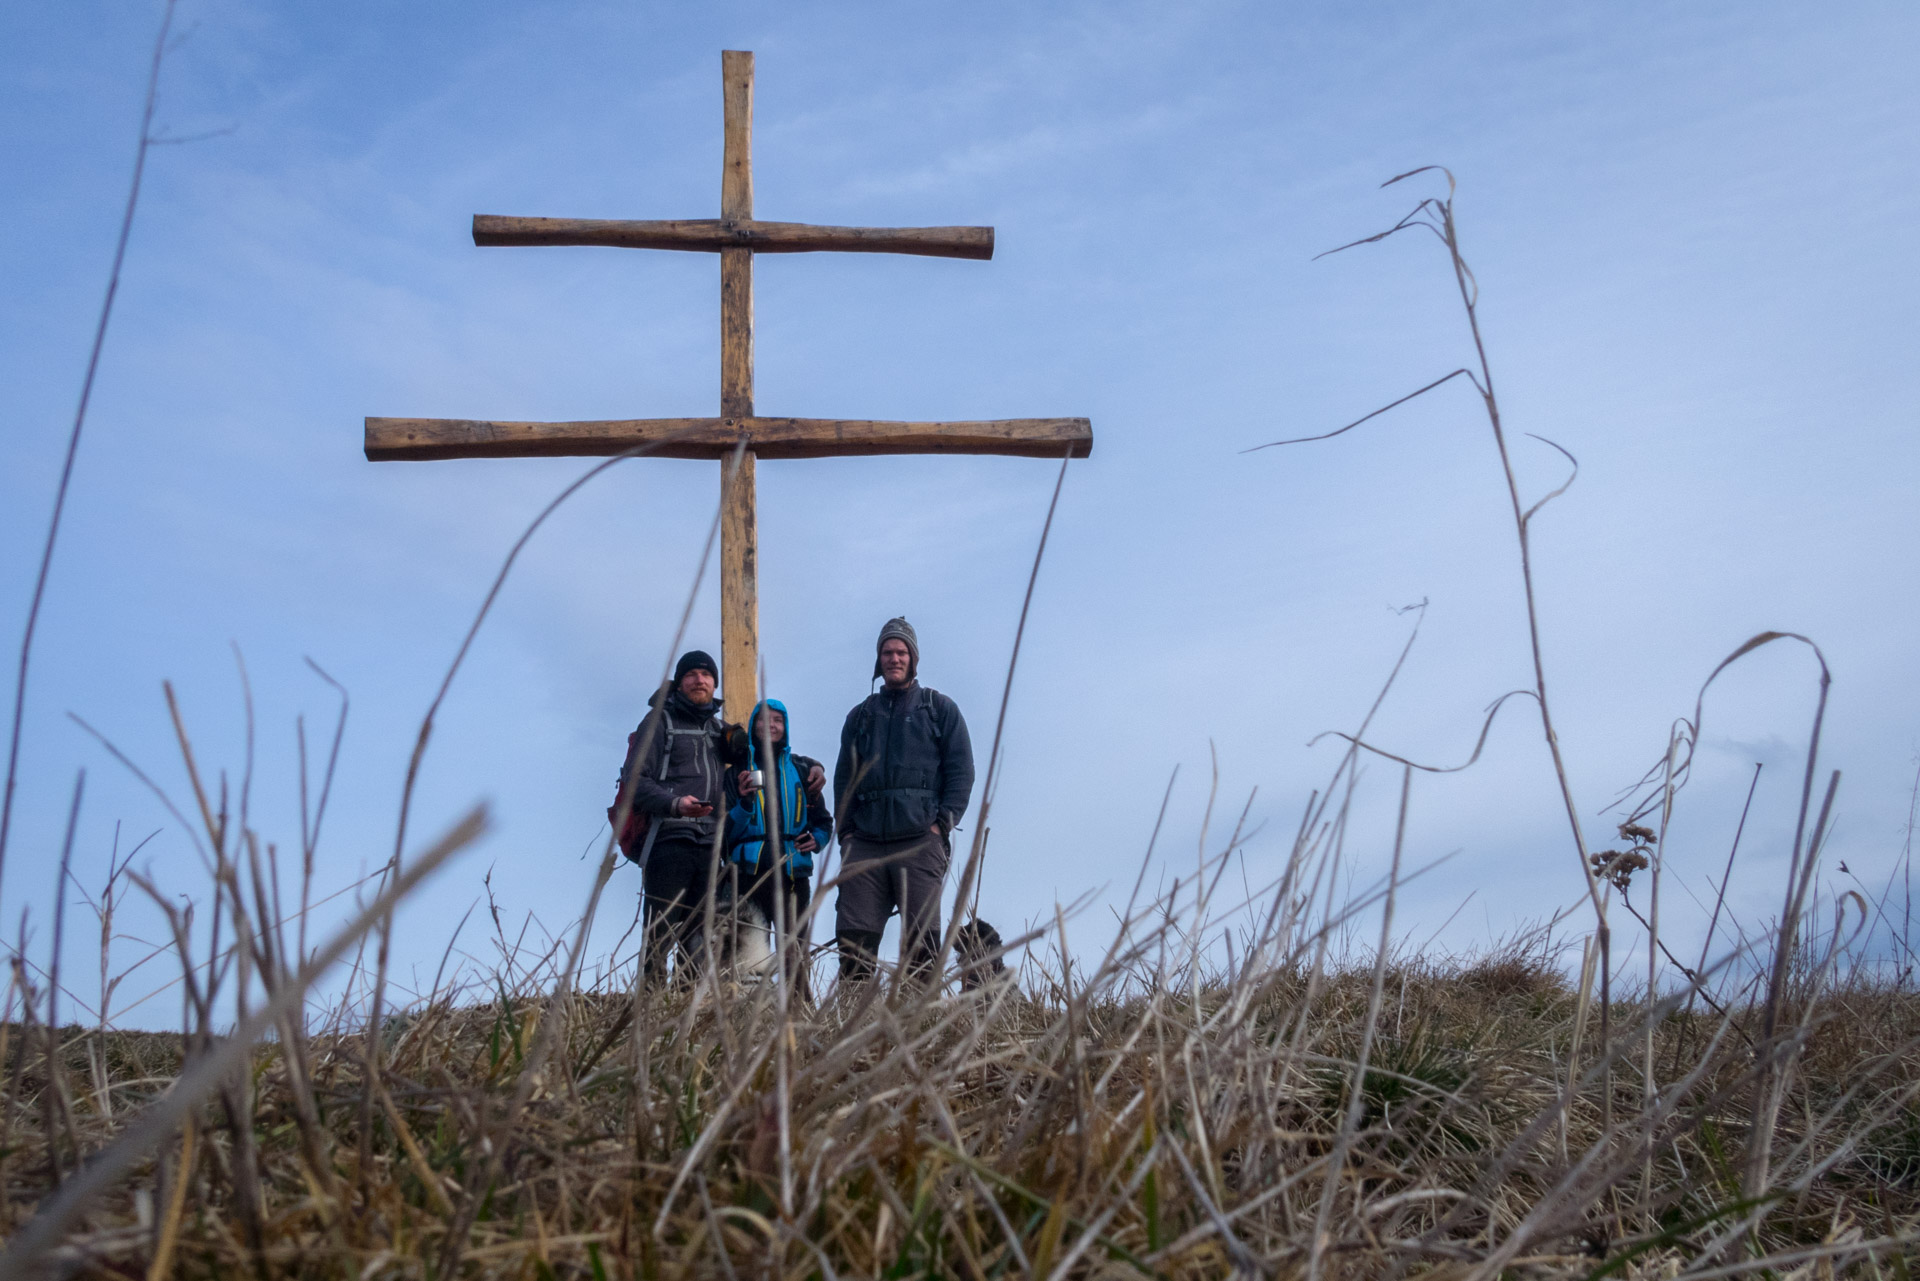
[1589, 848, 1649, 892]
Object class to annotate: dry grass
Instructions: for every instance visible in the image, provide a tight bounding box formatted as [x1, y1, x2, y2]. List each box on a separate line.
[3, 845, 1919, 1280]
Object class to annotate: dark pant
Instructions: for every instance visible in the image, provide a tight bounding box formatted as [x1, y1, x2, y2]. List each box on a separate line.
[834, 833, 948, 982]
[641, 836, 720, 983]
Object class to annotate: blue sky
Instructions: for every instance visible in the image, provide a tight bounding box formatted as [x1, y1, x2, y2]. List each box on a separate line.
[4, 1, 1917, 1023]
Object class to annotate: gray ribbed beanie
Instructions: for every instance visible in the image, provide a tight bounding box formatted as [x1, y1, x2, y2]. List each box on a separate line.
[874, 616, 919, 680]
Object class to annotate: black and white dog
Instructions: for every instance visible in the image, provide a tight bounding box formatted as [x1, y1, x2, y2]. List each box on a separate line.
[683, 881, 777, 980]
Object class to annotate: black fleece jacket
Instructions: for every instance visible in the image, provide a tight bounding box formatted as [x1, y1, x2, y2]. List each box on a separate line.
[833, 682, 975, 842]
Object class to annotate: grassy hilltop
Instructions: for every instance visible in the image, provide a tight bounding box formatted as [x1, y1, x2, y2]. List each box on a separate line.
[4, 867, 1919, 1278]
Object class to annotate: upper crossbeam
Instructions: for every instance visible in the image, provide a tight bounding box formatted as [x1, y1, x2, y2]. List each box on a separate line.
[473, 215, 993, 260]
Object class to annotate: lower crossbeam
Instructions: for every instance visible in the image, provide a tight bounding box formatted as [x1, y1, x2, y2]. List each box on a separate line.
[364, 415, 1093, 462]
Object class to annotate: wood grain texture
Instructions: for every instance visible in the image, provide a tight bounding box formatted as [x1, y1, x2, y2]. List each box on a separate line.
[471, 216, 995, 260]
[721, 248, 752, 417]
[364, 416, 1094, 461]
[722, 50, 752, 222]
[720, 449, 758, 720]
[720, 55, 758, 710]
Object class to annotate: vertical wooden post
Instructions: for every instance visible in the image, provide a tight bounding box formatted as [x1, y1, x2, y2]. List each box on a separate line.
[719, 50, 758, 720]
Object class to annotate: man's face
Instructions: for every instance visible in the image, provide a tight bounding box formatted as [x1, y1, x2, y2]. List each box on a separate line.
[758, 707, 786, 746]
[878, 638, 913, 687]
[678, 668, 716, 704]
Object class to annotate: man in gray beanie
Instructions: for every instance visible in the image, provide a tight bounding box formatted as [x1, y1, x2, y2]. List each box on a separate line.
[832, 617, 975, 985]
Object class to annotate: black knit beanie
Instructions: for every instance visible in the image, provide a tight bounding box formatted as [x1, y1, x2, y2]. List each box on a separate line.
[674, 650, 718, 684]
[873, 617, 919, 680]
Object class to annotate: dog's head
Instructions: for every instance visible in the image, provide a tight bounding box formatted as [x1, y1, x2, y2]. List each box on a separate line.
[954, 918, 1007, 990]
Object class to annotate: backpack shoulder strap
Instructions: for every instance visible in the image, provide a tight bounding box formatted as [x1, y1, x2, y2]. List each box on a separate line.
[918, 686, 945, 741]
[642, 707, 689, 781]
[658, 710, 731, 774]
[657, 717, 676, 778]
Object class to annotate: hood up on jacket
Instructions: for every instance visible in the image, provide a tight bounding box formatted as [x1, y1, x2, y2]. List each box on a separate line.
[731, 698, 828, 873]
[747, 698, 791, 766]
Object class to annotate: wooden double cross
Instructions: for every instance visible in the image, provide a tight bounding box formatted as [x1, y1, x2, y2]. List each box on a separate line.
[366, 51, 1093, 713]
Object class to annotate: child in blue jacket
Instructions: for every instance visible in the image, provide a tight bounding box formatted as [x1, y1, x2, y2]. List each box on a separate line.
[727, 700, 832, 988]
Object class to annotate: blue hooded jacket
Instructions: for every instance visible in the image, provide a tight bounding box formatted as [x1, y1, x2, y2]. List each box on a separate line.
[727, 700, 832, 875]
